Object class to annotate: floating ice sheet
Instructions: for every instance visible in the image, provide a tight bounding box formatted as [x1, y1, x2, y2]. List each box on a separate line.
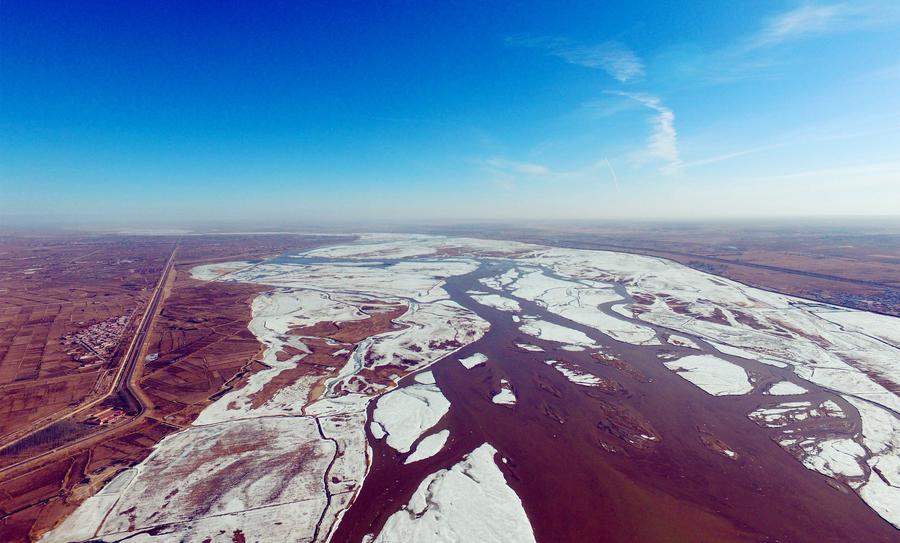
[371, 443, 536, 543]
[663, 354, 752, 396]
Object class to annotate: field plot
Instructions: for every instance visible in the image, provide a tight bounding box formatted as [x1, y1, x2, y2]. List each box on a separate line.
[0, 235, 171, 446]
[0, 233, 345, 542]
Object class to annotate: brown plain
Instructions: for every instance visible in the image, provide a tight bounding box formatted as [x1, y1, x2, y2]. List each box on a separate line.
[0, 233, 352, 542]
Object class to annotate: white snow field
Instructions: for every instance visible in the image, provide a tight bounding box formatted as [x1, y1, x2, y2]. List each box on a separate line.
[506, 268, 660, 345]
[370, 443, 536, 543]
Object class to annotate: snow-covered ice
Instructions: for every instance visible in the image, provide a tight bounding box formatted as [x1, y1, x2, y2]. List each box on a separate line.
[371, 443, 536, 543]
[492, 379, 517, 406]
[519, 319, 596, 347]
[667, 334, 700, 349]
[470, 293, 522, 313]
[544, 359, 603, 387]
[663, 354, 752, 396]
[766, 381, 808, 395]
[459, 352, 488, 369]
[372, 382, 450, 453]
[404, 430, 450, 465]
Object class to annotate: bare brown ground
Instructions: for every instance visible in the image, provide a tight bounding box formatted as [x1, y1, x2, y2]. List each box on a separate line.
[246, 338, 344, 409]
[0, 236, 171, 443]
[290, 303, 407, 344]
[0, 233, 350, 542]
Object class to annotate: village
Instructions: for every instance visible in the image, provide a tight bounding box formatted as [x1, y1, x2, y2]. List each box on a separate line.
[61, 314, 131, 365]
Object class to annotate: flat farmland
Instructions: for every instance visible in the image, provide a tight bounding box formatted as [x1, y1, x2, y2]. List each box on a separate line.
[0, 233, 353, 542]
[0, 236, 172, 442]
[138, 270, 271, 426]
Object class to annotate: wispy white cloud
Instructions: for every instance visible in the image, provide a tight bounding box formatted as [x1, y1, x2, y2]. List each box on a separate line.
[747, 3, 843, 48]
[613, 92, 681, 175]
[482, 157, 557, 177]
[680, 116, 900, 170]
[733, 160, 900, 184]
[680, 145, 780, 169]
[745, 1, 900, 49]
[480, 157, 618, 187]
[649, 2, 899, 87]
[506, 35, 644, 82]
[603, 158, 620, 190]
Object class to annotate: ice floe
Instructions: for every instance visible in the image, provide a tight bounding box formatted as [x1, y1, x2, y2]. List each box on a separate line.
[667, 334, 700, 349]
[497, 268, 660, 345]
[750, 401, 815, 427]
[766, 381, 808, 396]
[799, 438, 866, 478]
[459, 352, 488, 369]
[371, 443, 536, 543]
[663, 354, 752, 396]
[492, 379, 517, 406]
[544, 359, 603, 386]
[404, 430, 450, 464]
[519, 318, 597, 347]
[843, 396, 900, 527]
[470, 292, 522, 313]
[372, 381, 450, 453]
[479, 268, 521, 290]
[414, 371, 436, 385]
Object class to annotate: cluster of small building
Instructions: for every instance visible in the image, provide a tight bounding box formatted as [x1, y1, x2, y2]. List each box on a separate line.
[85, 407, 127, 426]
[62, 314, 130, 364]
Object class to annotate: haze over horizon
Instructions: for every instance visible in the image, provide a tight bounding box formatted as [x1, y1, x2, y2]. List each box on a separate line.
[2, 1, 899, 226]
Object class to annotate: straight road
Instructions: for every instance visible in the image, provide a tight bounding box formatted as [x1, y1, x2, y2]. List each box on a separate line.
[0, 242, 179, 475]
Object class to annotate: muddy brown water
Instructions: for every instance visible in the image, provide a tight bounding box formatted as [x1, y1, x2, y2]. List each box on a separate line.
[323, 259, 896, 542]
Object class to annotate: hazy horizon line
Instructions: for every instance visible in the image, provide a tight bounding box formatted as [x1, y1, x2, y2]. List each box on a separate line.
[3, 214, 900, 236]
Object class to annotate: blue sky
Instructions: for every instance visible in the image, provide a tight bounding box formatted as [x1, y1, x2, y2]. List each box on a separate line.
[2, 1, 899, 225]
